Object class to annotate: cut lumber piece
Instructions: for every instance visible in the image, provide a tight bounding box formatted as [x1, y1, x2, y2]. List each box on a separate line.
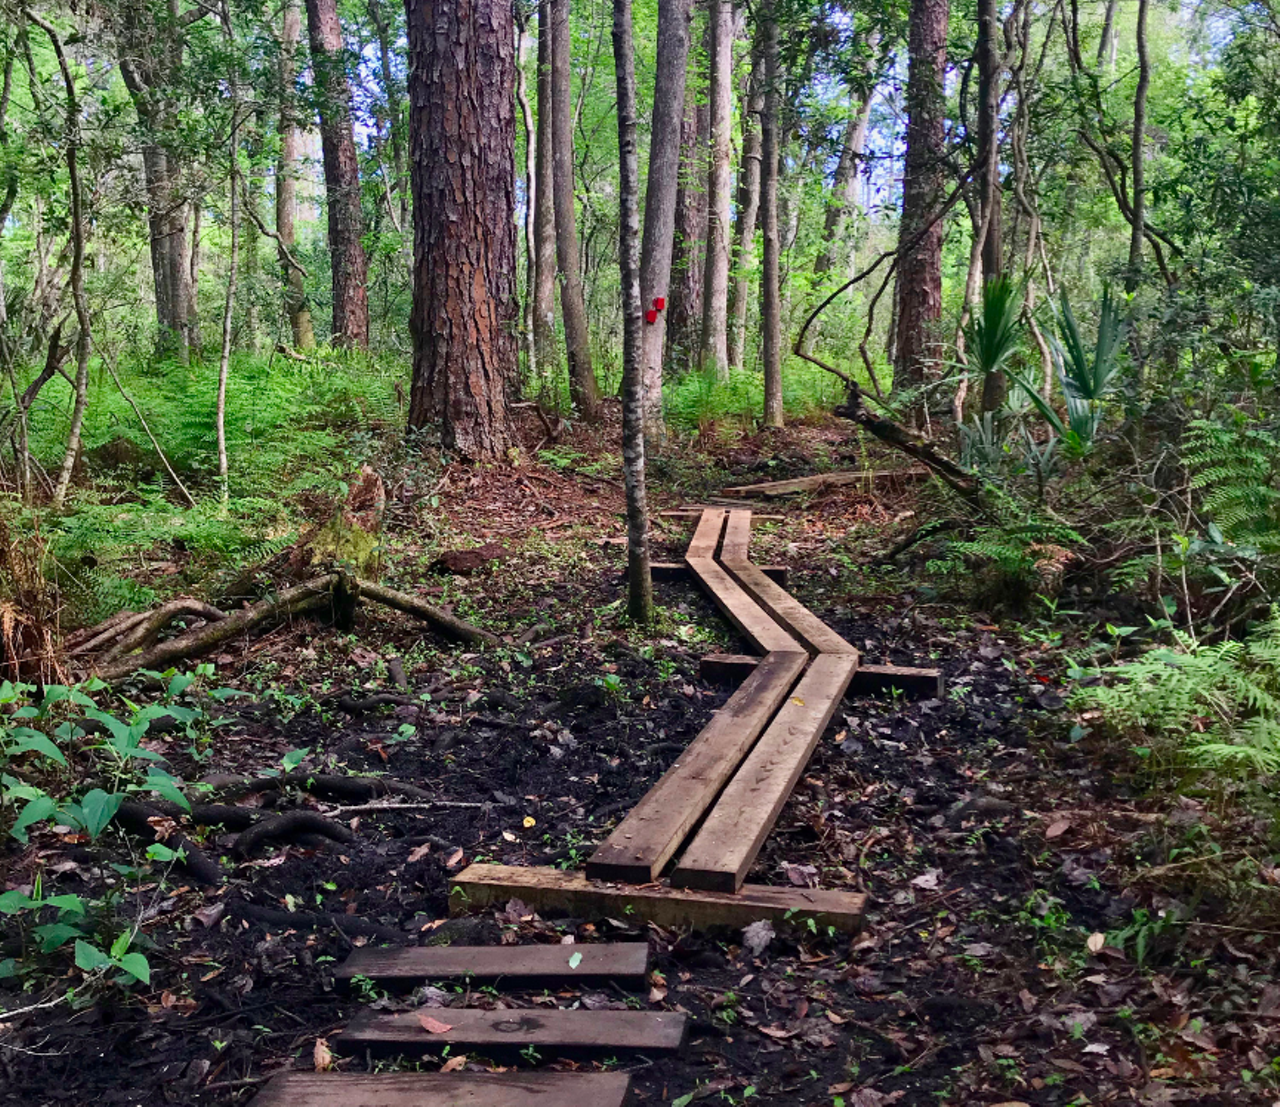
[336, 942, 649, 987]
[253, 1070, 631, 1107]
[685, 508, 727, 559]
[451, 864, 866, 933]
[722, 558, 857, 657]
[720, 509, 753, 561]
[849, 662, 944, 699]
[660, 508, 784, 520]
[672, 653, 859, 893]
[629, 561, 787, 586]
[586, 650, 808, 883]
[723, 469, 928, 497]
[685, 558, 799, 654]
[339, 1005, 686, 1054]
[700, 654, 942, 699]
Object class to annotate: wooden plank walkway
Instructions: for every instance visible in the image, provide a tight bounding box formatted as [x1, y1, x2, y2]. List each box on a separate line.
[337, 943, 649, 988]
[699, 653, 943, 698]
[340, 1005, 687, 1054]
[672, 653, 859, 892]
[685, 558, 800, 653]
[451, 864, 866, 932]
[253, 1071, 632, 1106]
[685, 507, 727, 558]
[723, 558, 857, 656]
[586, 650, 808, 882]
[719, 509, 753, 561]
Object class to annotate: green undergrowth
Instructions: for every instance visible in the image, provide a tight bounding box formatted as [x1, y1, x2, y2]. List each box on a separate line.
[663, 359, 849, 435]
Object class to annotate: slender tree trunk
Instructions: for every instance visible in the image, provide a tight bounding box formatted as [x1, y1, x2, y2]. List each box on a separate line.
[532, 0, 558, 387]
[218, 114, 239, 504]
[305, 0, 370, 348]
[405, 0, 516, 459]
[638, 0, 694, 442]
[611, 0, 653, 623]
[367, 0, 408, 230]
[515, 3, 537, 380]
[550, 0, 601, 420]
[1126, 0, 1148, 295]
[698, 0, 732, 378]
[814, 93, 872, 277]
[893, 0, 949, 429]
[667, 86, 708, 377]
[728, 43, 763, 372]
[977, 0, 1006, 412]
[760, 0, 783, 428]
[1097, 0, 1118, 70]
[277, 0, 315, 349]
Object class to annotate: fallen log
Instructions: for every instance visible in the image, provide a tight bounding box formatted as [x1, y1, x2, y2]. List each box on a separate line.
[98, 598, 227, 664]
[722, 469, 928, 497]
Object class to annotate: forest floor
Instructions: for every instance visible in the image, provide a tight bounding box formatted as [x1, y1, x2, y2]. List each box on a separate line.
[2, 410, 1277, 1106]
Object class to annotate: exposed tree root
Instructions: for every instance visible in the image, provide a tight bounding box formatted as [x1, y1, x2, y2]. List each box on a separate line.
[211, 772, 431, 805]
[356, 580, 500, 646]
[114, 801, 224, 885]
[336, 692, 416, 714]
[233, 810, 354, 858]
[227, 898, 405, 943]
[98, 598, 227, 664]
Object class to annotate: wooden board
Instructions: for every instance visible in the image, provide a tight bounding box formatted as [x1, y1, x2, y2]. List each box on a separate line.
[685, 558, 799, 654]
[586, 651, 808, 883]
[253, 1070, 631, 1107]
[631, 562, 787, 586]
[720, 510, 753, 561]
[339, 1005, 686, 1054]
[451, 864, 866, 933]
[723, 469, 928, 497]
[336, 943, 649, 988]
[672, 653, 859, 892]
[684, 508, 726, 559]
[722, 558, 857, 657]
[700, 654, 942, 699]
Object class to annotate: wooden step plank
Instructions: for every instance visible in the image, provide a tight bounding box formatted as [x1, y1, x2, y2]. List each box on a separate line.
[253, 1070, 631, 1107]
[339, 1006, 686, 1054]
[685, 557, 799, 654]
[628, 561, 788, 586]
[723, 469, 929, 497]
[720, 509, 753, 561]
[586, 651, 808, 883]
[672, 653, 859, 893]
[336, 943, 649, 988]
[699, 654, 942, 698]
[685, 508, 726, 559]
[451, 864, 866, 933]
[722, 558, 857, 657]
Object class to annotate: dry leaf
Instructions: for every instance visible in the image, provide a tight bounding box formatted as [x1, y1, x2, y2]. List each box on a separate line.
[758, 1025, 798, 1039]
[313, 1038, 333, 1072]
[649, 984, 668, 1003]
[445, 848, 464, 869]
[1045, 819, 1072, 839]
[1086, 932, 1106, 954]
[522, 816, 537, 828]
[416, 1013, 454, 1034]
[826, 1010, 847, 1024]
[407, 843, 431, 864]
[502, 830, 517, 842]
[440, 1054, 467, 1072]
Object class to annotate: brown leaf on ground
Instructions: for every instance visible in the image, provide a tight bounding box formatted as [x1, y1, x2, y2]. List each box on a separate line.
[313, 1038, 332, 1071]
[416, 1013, 453, 1034]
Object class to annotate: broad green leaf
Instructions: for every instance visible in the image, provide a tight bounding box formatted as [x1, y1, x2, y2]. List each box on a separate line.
[74, 939, 112, 973]
[34, 922, 84, 952]
[45, 894, 86, 916]
[0, 890, 35, 913]
[281, 747, 310, 772]
[146, 842, 182, 863]
[568, 952, 583, 969]
[140, 769, 191, 812]
[167, 673, 196, 698]
[0, 957, 16, 978]
[7, 729, 67, 765]
[84, 709, 133, 748]
[11, 796, 57, 842]
[79, 789, 123, 839]
[110, 929, 132, 960]
[115, 952, 151, 985]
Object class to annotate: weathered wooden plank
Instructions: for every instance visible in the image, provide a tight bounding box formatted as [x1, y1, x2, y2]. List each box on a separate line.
[586, 651, 808, 883]
[720, 510, 753, 561]
[699, 654, 942, 699]
[684, 508, 726, 559]
[627, 561, 788, 586]
[722, 558, 857, 658]
[336, 943, 649, 988]
[339, 1005, 686, 1054]
[451, 864, 866, 933]
[252, 1070, 631, 1107]
[672, 653, 859, 893]
[722, 469, 929, 497]
[685, 557, 799, 654]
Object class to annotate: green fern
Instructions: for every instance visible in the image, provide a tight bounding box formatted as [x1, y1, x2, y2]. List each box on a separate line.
[1184, 417, 1280, 544]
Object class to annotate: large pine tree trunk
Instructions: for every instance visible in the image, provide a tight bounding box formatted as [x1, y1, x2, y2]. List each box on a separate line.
[698, 0, 733, 379]
[638, 0, 694, 442]
[405, 0, 516, 459]
[278, 0, 316, 349]
[728, 43, 763, 372]
[665, 81, 708, 378]
[611, 0, 653, 624]
[893, 0, 949, 429]
[305, 0, 370, 348]
[532, 0, 559, 385]
[760, 0, 782, 427]
[550, 0, 602, 420]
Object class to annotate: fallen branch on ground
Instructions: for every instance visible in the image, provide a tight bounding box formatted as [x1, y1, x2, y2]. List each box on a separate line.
[357, 580, 500, 646]
[211, 771, 432, 805]
[234, 810, 354, 858]
[227, 898, 404, 943]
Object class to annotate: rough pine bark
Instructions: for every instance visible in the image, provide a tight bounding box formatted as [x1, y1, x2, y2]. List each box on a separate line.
[638, 0, 694, 442]
[665, 82, 708, 377]
[699, 0, 733, 378]
[405, 0, 516, 459]
[532, 0, 559, 382]
[550, 0, 602, 420]
[277, 0, 316, 349]
[611, 0, 653, 623]
[760, 0, 783, 428]
[728, 44, 763, 372]
[305, 0, 370, 348]
[893, 0, 949, 429]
